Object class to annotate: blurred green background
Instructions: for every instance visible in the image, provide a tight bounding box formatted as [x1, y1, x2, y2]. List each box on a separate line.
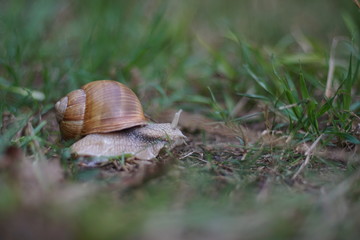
[1, 0, 358, 110]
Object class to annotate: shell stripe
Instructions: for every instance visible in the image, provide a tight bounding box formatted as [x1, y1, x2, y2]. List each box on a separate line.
[80, 80, 147, 135]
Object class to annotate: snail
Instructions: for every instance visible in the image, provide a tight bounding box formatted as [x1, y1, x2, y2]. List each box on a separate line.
[55, 80, 186, 160]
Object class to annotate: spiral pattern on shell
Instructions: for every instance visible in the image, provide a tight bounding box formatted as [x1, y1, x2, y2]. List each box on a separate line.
[55, 80, 147, 139]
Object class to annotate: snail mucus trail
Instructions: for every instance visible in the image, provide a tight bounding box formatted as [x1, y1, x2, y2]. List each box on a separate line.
[55, 80, 186, 160]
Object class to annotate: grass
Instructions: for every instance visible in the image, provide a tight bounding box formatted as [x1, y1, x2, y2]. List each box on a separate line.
[1, 0, 360, 239]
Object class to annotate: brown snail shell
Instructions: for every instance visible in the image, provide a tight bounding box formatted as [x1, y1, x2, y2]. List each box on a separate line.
[55, 80, 147, 139]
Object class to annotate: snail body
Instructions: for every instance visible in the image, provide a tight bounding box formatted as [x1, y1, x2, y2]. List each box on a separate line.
[55, 80, 185, 160]
[71, 123, 185, 160]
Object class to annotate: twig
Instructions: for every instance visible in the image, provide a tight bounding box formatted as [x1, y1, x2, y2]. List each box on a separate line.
[292, 134, 323, 180]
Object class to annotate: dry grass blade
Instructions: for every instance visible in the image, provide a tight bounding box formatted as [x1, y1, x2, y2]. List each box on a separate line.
[354, 0, 360, 8]
[292, 134, 324, 180]
[292, 28, 313, 53]
[325, 37, 347, 99]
